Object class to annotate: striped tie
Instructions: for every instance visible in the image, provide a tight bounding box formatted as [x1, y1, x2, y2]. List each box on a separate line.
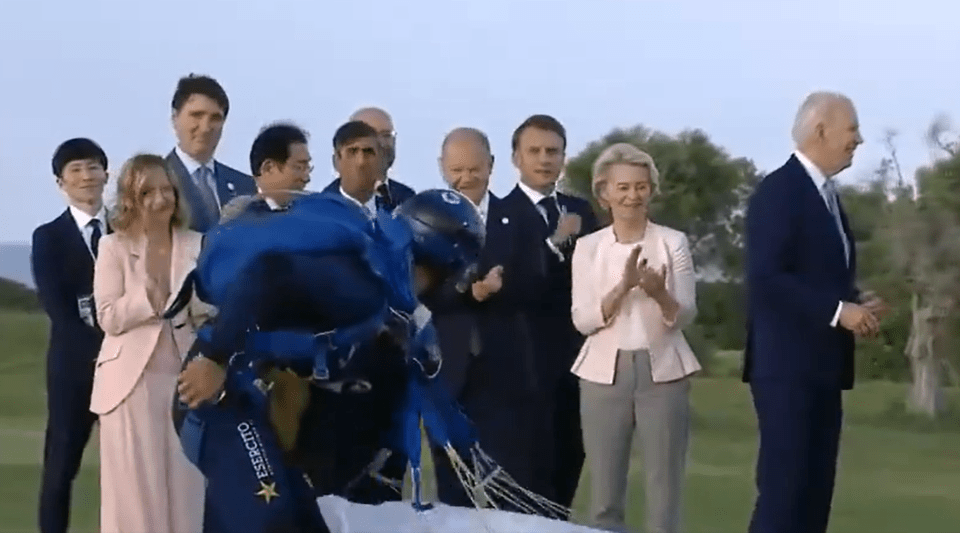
[822, 178, 850, 264]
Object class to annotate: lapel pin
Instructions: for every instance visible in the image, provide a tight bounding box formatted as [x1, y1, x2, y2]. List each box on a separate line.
[227, 182, 235, 192]
[501, 217, 509, 224]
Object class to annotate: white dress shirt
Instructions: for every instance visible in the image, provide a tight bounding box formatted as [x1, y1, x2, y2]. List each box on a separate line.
[340, 186, 377, 218]
[516, 181, 564, 260]
[606, 239, 651, 350]
[176, 145, 221, 207]
[793, 150, 846, 328]
[69, 204, 107, 257]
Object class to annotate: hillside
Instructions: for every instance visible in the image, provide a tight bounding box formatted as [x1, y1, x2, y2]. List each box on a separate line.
[0, 243, 32, 288]
[0, 277, 39, 312]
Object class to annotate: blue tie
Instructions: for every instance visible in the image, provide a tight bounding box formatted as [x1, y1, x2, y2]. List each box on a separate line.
[822, 179, 850, 263]
[195, 167, 220, 226]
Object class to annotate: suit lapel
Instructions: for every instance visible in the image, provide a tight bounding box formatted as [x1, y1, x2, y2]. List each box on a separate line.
[57, 209, 96, 268]
[791, 157, 850, 271]
[213, 161, 239, 205]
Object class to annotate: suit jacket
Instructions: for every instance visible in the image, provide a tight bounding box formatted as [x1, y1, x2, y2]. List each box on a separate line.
[424, 193, 539, 400]
[493, 185, 598, 383]
[570, 223, 700, 384]
[743, 155, 859, 390]
[322, 177, 415, 211]
[31, 209, 107, 379]
[166, 150, 256, 233]
[90, 228, 214, 414]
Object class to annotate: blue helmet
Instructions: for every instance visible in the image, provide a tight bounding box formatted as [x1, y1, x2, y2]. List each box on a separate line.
[394, 189, 485, 293]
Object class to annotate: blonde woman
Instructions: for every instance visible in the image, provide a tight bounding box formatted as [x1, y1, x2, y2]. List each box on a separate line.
[90, 154, 210, 532]
[570, 143, 700, 533]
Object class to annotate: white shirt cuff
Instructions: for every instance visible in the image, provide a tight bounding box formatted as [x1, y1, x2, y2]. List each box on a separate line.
[545, 237, 565, 261]
[830, 301, 843, 328]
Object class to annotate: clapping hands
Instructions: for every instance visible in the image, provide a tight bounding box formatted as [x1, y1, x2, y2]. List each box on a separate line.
[621, 246, 668, 299]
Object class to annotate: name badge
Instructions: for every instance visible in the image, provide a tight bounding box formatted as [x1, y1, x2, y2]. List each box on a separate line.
[77, 294, 96, 328]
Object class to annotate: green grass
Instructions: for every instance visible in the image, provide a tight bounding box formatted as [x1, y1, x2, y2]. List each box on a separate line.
[2, 311, 960, 532]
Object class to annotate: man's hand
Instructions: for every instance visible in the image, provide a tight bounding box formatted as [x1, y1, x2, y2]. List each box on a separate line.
[838, 302, 880, 338]
[550, 213, 582, 245]
[859, 290, 891, 319]
[471, 265, 504, 302]
[177, 356, 227, 409]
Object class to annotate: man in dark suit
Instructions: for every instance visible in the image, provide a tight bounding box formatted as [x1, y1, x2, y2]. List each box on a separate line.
[426, 127, 540, 509]
[744, 91, 888, 533]
[165, 74, 256, 231]
[31, 138, 110, 533]
[494, 115, 597, 514]
[322, 107, 415, 211]
[319, 120, 410, 503]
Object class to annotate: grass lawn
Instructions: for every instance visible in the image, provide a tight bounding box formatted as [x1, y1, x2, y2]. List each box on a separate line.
[1, 311, 959, 532]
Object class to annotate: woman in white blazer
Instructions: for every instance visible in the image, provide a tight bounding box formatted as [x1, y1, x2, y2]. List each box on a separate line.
[570, 143, 700, 533]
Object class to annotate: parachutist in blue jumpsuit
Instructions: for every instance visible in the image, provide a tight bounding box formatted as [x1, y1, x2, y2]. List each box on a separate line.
[169, 189, 485, 533]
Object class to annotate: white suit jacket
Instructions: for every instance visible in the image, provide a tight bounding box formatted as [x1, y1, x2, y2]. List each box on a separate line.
[570, 223, 701, 384]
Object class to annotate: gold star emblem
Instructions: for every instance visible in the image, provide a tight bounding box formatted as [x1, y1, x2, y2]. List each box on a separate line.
[255, 481, 279, 503]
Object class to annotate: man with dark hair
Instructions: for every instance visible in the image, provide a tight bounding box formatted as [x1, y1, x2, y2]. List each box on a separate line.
[323, 107, 415, 212]
[322, 120, 381, 217]
[166, 73, 256, 231]
[495, 114, 597, 514]
[32, 138, 111, 533]
[246, 122, 312, 209]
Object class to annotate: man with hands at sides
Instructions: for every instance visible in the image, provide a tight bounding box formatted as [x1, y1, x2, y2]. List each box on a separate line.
[744, 91, 890, 533]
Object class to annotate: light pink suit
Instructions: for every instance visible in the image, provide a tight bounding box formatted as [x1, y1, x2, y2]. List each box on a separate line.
[91, 228, 212, 533]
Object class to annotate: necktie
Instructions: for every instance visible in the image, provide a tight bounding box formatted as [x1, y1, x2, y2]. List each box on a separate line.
[821, 179, 850, 263]
[195, 167, 220, 226]
[538, 197, 560, 233]
[89, 219, 102, 257]
[375, 182, 392, 211]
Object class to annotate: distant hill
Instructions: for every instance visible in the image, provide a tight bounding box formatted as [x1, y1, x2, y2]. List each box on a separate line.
[0, 243, 32, 288]
[0, 277, 39, 312]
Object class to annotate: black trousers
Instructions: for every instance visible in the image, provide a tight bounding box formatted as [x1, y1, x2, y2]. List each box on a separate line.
[38, 372, 97, 533]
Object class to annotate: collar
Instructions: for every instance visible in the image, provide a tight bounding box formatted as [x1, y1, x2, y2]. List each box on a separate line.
[793, 150, 830, 192]
[476, 191, 490, 221]
[69, 204, 106, 230]
[517, 180, 556, 206]
[256, 188, 286, 211]
[176, 145, 216, 176]
[340, 186, 376, 212]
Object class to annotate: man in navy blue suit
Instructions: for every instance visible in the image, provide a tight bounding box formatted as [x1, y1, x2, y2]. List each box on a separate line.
[322, 107, 415, 211]
[31, 138, 110, 533]
[744, 91, 889, 533]
[165, 74, 257, 231]
[426, 127, 541, 510]
[495, 114, 597, 515]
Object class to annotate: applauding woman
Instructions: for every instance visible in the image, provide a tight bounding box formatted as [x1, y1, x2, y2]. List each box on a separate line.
[90, 154, 210, 532]
[570, 143, 700, 533]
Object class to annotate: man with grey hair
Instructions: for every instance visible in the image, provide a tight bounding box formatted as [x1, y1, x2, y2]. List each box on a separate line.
[743, 91, 889, 533]
[426, 126, 541, 509]
[323, 106, 415, 211]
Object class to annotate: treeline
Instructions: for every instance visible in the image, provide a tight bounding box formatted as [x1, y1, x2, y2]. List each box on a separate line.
[0, 277, 40, 312]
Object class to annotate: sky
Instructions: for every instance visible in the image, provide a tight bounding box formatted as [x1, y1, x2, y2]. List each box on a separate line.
[0, 0, 957, 244]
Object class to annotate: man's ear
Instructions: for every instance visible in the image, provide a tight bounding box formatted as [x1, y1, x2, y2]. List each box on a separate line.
[489, 154, 495, 170]
[511, 150, 520, 169]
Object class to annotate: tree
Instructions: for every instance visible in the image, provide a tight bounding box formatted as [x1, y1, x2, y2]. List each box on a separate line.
[562, 126, 762, 280]
[876, 126, 960, 417]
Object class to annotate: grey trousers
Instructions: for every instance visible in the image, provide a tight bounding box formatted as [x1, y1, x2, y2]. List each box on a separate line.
[579, 349, 691, 533]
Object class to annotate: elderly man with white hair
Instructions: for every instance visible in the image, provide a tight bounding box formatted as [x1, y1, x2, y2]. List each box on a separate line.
[743, 91, 889, 533]
[570, 143, 700, 533]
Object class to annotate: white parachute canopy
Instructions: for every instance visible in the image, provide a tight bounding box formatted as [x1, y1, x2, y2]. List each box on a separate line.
[317, 496, 608, 533]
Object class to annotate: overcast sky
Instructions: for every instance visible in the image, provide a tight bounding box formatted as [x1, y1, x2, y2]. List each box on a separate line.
[0, 0, 956, 243]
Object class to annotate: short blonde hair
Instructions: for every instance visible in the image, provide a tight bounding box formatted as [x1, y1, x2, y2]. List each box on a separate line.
[591, 142, 660, 202]
[110, 154, 191, 233]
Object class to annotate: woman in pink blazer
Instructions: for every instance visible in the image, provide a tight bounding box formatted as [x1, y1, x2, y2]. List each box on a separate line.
[570, 143, 700, 533]
[91, 154, 211, 532]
